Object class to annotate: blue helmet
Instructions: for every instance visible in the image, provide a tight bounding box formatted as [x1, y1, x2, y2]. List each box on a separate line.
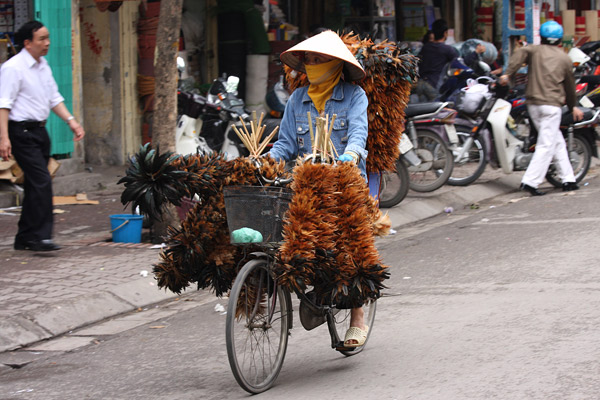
[540, 21, 563, 44]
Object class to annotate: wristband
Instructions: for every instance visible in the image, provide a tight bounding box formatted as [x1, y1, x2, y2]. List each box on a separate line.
[66, 116, 75, 122]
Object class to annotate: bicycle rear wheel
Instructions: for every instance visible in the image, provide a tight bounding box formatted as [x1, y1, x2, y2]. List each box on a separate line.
[329, 300, 377, 356]
[226, 259, 291, 394]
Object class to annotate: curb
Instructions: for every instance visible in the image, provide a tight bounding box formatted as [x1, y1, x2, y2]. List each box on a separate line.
[385, 173, 523, 227]
[0, 277, 179, 353]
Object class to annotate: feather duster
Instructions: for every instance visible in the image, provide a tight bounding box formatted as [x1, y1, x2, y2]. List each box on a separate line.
[153, 196, 240, 296]
[152, 153, 291, 296]
[278, 161, 339, 292]
[118, 143, 189, 221]
[275, 159, 390, 307]
[331, 163, 389, 308]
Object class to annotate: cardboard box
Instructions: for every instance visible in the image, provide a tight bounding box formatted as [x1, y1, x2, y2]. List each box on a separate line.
[0, 159, 17, 182]
[2, 158, 61, 184]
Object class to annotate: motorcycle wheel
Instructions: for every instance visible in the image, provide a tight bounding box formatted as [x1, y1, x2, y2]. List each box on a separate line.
[447, 128, 487, 186]
[546, 134, 592, 188]
[408, 130, 454, 192]
[379, 158, 410, 208]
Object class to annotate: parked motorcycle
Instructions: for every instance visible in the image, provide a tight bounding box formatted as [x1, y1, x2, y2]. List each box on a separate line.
[448, 77, 596, 187]
[379, 134, 411, 208]
[404, 101, 457, 192]
[379, 101, 457, 207]
[175, 74, 279, 159]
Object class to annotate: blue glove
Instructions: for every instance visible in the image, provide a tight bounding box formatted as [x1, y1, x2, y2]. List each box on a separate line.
[337, 153, 355, 163]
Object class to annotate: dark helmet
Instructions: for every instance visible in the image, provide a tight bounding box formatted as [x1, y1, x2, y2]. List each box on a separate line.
[540, 21, 563, 45]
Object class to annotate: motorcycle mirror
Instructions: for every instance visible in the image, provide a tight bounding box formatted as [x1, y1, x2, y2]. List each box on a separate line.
[177, 56, 186, 71]
[478, 61, 491, 74]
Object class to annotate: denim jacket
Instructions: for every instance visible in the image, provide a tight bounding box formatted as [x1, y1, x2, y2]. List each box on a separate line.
[269, 81, 369, 177]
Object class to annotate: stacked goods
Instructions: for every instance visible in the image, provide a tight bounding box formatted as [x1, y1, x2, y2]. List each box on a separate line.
[154, 154, 290, 295]
[275, 116, 390, 308]
[119, 145, 290, 295]
[276, 160, 390, 307]
[121, 114, 390, 304]
[283, 32, 418, 173]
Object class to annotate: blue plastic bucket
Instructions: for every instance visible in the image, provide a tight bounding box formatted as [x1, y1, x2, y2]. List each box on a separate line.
[109, 214, 144, 243]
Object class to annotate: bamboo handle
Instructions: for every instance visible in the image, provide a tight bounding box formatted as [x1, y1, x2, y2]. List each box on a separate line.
[232, 125, 254, 154]
[257, 126, 279, 155]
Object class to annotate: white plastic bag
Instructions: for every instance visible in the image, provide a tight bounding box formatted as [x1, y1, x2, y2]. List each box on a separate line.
[458, 80, 491, 115]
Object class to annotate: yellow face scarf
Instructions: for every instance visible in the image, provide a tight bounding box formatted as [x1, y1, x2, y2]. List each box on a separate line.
[305, 59, 343, 114]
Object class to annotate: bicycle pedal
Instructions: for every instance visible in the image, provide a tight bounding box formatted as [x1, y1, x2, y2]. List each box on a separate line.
[334, 342, 357, 352]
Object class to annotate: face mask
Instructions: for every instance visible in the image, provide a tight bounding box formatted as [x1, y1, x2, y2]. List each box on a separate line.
[305, 59, 343, 84]
[304, 59, 344, 114]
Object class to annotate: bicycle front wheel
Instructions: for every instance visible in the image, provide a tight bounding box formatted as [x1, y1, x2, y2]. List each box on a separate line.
[226, 258, 291, 394]
[329, 300, 377, 356]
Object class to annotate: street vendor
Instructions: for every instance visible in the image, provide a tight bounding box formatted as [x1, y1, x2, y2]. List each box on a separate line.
[268, 30, 370, 348]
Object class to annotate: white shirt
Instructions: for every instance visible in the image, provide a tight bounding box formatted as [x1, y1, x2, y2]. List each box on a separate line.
[0, 49, 64, 121]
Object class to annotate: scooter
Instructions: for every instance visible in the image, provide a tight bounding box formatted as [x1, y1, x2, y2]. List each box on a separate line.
[448, 77, 596, 187]
[175, 90, 210, 155]
[175, 75, 279, 159]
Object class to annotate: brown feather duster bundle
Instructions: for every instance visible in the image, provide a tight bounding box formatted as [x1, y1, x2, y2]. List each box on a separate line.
[283, 32, 418, 174]
[331, 162, 389, 308]
[153, 154, 290, 296]
[277, 161, 339, 293]
[276, 159, 390, 307]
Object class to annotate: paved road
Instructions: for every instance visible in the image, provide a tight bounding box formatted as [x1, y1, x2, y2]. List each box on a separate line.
[0, 161, 539, 353]
[0, 171, 599, 399]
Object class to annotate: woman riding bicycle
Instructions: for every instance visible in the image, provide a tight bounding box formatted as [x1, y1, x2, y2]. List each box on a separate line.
[268, 30, 373, 347]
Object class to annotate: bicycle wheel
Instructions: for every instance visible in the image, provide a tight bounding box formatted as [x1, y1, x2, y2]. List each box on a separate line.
[448, 128, 487, 186]
[379, 159, 410, 208]
[226, 259, 291, 394]
[408, 130, 454, 192]
[329, 300, 377, 356]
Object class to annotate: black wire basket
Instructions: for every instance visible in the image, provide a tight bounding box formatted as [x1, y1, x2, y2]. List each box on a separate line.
[223, 186, 293, 245]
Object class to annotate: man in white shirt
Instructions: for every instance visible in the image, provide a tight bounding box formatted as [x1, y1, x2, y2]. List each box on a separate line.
[0, 21, 85, 251]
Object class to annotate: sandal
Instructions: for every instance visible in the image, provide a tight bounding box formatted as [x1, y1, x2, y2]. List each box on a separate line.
[343, 326, 369, 348]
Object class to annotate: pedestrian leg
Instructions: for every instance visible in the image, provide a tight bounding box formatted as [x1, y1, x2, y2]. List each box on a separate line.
[551, 128, 576, 183]
[521, 105, 562, 188]
[10, 126, 53, 242]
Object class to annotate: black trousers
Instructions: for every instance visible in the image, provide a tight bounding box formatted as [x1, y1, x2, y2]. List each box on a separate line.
[9, 123, 53, 242]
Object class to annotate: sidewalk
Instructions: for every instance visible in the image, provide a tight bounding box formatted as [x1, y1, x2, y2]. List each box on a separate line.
[0, 162, 576, 354]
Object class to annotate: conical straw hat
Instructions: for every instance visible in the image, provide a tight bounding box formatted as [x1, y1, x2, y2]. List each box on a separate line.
[280, 30, 365, 81]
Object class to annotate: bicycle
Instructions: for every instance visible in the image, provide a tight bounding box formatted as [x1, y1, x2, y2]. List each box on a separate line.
[223, 182, 377, 394]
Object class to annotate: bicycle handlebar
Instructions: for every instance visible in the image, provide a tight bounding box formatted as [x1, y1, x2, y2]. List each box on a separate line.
[251, 158, 293, 186]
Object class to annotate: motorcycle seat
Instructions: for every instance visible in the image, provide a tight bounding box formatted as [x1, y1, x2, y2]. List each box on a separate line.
[404, 102, 446, 118]
[560, 106, 596, 126]
[579, 75, 600, 86]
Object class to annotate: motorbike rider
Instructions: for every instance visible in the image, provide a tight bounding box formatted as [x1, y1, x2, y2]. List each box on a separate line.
[414, 19, 459, 101]
[499, 20, 583, 195]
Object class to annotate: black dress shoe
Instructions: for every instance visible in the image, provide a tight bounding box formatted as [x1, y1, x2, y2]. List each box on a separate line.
[562, 182, 580, 192]
[14, 239, 62, 251]
[520, 183, 546, 196]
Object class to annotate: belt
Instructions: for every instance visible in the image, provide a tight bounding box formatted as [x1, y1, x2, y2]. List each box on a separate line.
[9, 120, 47, 129]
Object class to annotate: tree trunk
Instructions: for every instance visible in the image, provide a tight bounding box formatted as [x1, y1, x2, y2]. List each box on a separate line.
[152, 0, 184, 242]
[153, 0, 183, 152]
